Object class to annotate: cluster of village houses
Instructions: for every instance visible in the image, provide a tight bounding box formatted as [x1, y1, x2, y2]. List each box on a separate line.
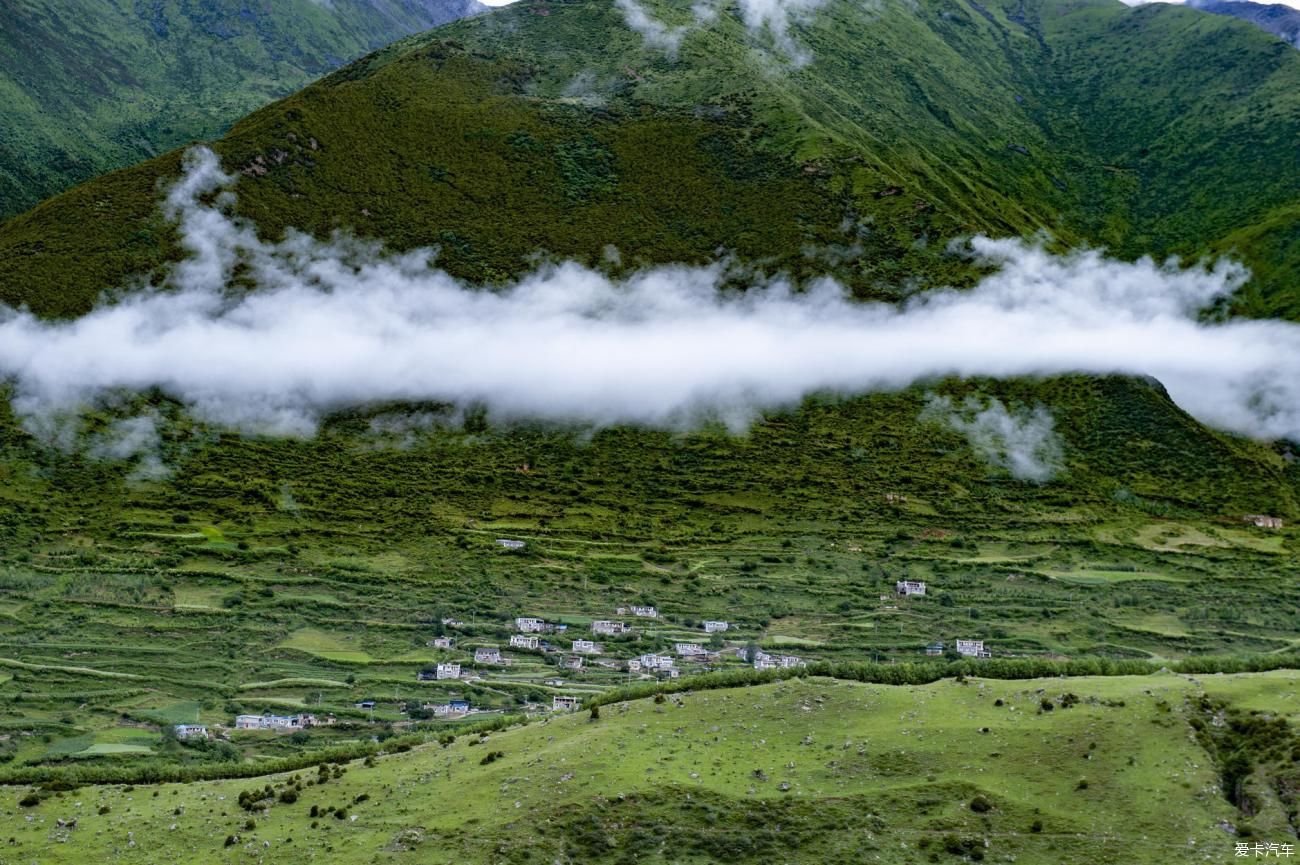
[174, 578, 995, 737]
[418, 609, 745, 687]
[173, 712, 339, 740]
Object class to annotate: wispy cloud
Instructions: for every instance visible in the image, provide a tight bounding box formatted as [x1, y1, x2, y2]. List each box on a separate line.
[616, 0, 830, 64]
[2, 147, 1298, 448]
[923, 395, 1063, 482]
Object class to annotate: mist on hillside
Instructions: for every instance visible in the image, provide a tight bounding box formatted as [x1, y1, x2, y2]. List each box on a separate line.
[1, 147, 1297, 456]
[616, 0, 830, 61]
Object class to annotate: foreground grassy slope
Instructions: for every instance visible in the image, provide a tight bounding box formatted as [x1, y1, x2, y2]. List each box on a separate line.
[5, 673, 1297, 863]
[0, 0, 485, 218]
[3, 0, 1300, 319]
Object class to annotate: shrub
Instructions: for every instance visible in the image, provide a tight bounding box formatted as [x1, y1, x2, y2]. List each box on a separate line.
[18, 792, 39, 808]
[969, 795, 992, 813]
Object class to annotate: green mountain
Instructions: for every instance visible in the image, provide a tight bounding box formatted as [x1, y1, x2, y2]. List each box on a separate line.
[0, 0, 486, 218]
[2, 0, 1299, 319]
[0, 0, 1296, 845]
[1188, 0, 1300, 49]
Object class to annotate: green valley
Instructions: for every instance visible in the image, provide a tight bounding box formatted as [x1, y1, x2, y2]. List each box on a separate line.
[0, 0, 1297, 861]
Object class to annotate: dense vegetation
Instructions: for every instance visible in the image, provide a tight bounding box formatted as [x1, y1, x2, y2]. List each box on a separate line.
[0, 0, 485, 217]
[3, 0, 1300, 320]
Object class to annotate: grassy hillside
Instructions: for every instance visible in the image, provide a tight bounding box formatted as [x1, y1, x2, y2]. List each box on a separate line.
[2, 0, 1300, 319]
[0, 0, 486, 218]
[4, 672, 1298, 863]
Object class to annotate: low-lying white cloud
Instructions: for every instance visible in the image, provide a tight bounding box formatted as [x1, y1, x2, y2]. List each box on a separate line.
[2, 147, 1299, 449]
[923, 395, 1063, 482]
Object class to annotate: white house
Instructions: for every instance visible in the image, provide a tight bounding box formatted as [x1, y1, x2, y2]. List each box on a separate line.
[174, 724, 208, 739]
[436, 661, 461, 680]
[496, 539, 526, 549]
[751, 651, 803, 670]
[424, 699, 470, 716]
[553, 695, 582, 712]
[563, 655, 584, 670]
[702, 620, 729, 633]
[516, 617, 545, 633]
[591, 620, 627, 636]
[627, 658, 643, 672]
[441, 617, 464, 628]
[896, 580, 927, 597]
[234, 713, 310, 731]
[572, 639, 602, 654]
[630, 605, 658, 618]
[475, 647, 503, 664]
[638, 653, 674, 670]
[956, 639, 991, 659]
[510, 634, 540, 650]
[1244, 514, 1284, 529]
[925, 642, 944, 656]
[429, 636, 454, 649]
[675, 643, 705, 656]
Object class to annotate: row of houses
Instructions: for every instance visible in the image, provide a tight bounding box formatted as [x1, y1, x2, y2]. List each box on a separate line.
[234, 712, 334, 731]
[615, 605, 659, 618]
[422, 699, 471, 717]
[752, 651, 805, 671]
[923, 640, 992, 658]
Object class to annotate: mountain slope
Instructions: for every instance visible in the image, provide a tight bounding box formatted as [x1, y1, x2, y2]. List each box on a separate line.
[5, 674, 1299, 863]
[2, 0, 1299, 319]
[0, 0, 486, 218]
[1188, 0, 1300, 48]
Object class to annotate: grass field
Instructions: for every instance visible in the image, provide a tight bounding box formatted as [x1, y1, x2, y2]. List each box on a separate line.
[3, 671, 1295, 863]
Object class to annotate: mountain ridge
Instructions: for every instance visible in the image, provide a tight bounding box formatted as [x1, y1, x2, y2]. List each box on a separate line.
[2, 0, 1299, 321]
[0, 0, 487, 218]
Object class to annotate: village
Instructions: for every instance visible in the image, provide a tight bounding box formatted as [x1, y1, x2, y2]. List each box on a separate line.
[171, 574, 996, 742]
